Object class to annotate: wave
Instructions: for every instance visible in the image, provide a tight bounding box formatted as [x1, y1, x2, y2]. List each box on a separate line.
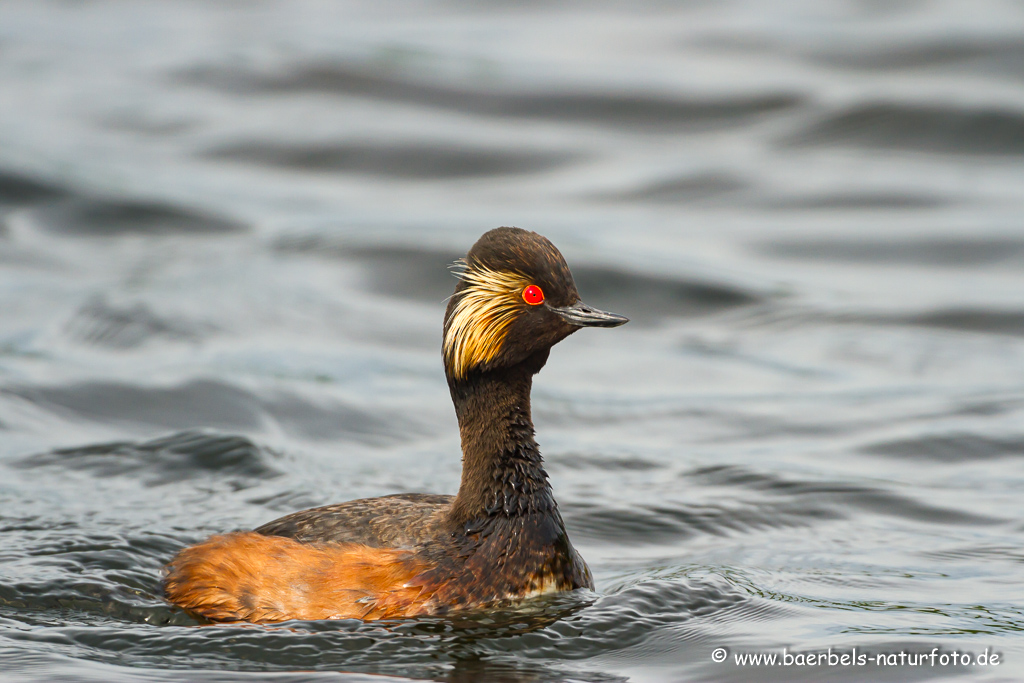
[863, 432, 1024, 462]
[906, 308, 1024, 336]
[65, 296, 214, 349]
[759, 191, 946, 210]
[808, 37, 1024, 79]
[4, 380, 419, 443]
[179, 63, 804, 131]
[24, 197, 243, 237]
[687, 464, 1002, 526]
[203, 140, 578, 179]
[758, 237, 1024, 266]
[0, 166, 243, 237]
[600, 172, 748, 204]
[12, 430, 282, 486]
[0, 169, 70, 206]
[786, 102, 1024, 156]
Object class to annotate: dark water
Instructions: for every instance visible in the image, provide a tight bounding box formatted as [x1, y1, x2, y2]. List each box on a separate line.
[2, 1, 1024, 681]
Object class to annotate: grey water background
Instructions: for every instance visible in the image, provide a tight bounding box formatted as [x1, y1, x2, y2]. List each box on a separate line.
[2, 1, 1024, 681]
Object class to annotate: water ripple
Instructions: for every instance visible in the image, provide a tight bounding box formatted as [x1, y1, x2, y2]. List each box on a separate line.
[689, 465, 1003, 526]
[863, 433, 1024, 462]
[180, 63, 804, 131]
[12, 431, 281, 487]
[4, 383, 417, 443]
[787, 103, 1024, 156]
[204, 141, 578, 179]
[24, 198, 243, 237]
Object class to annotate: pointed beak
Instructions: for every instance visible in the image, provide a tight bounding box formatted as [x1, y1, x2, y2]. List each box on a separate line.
[550, 301, 629, 328]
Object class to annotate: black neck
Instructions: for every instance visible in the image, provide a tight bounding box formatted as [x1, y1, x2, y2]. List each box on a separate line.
[446, 351, 556, 529]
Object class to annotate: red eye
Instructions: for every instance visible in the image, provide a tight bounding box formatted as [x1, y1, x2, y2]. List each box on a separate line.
[522, 284, 544, 305]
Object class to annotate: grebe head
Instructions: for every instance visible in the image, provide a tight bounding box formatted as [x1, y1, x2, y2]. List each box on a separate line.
[443, 227, 628, 380]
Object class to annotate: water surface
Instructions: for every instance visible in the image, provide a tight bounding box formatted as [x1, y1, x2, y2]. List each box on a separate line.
[2, 1, 1024, 681]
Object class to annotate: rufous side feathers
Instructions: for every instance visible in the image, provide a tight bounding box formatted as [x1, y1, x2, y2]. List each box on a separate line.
[163, 532, 433, 623]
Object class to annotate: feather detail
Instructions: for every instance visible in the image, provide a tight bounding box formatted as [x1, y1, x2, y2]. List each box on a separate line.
[163, 532, 433, 623]
[443, 260, 530, 378]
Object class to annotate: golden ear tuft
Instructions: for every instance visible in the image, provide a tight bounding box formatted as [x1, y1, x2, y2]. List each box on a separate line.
[444, 262, 531, 378]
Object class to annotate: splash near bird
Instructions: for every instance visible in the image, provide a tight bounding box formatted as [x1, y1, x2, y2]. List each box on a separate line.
[163, 227, 628, 622]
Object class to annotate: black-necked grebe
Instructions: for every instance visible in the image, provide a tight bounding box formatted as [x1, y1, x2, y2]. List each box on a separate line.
[163, 227, 628, 623]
